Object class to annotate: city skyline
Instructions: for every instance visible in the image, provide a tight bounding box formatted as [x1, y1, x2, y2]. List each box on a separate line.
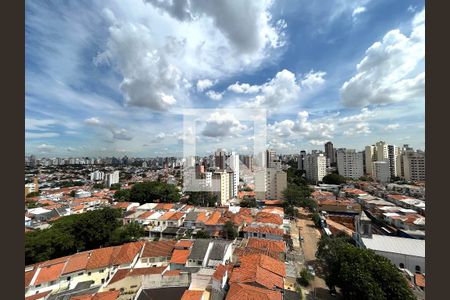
[26, 0, 425, 157]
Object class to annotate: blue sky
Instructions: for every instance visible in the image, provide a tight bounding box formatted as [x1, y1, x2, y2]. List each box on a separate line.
[25, 0, 425, 157]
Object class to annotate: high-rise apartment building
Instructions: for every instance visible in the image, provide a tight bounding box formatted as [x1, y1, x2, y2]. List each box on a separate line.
[336, 149, 364, 179]
[254, 168, 287, 200]
[229, 152, 240, 198]
[266, 149, 277, 169]
[90, 170, 105, 181]
[213, 170, 231, 205]
[105, 171, 120, 187]
[403, 151, 426, 182]
[214, 149, 226, 170]
[298, 150, 306, 171]
[324, 142, 336, 166]
[304, 153, 327, 183]
[372, 161, 390, 183]
[387, 145, 401, 178]
[364, 145, 376, 175]
[241, 155, 253, 171]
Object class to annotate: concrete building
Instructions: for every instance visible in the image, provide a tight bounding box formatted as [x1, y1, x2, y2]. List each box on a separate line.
[372, 161, 390, 183]
[214, 149, 226, 170]
[265, 149, 277, 169]
[324, 142, 336, 166]
[105, 171, 120, 187]
[354, 212, 425, 274]
[229, 152, 240, 198]
[266, 168, 287, 200]
[336, 149, 364, 179]
[403, 151, 426, 182]
[213, 170, 231, 205]
[298, 150, 306, 171]
[254, 169, 266, 200]
[364, 145, 376, 175]
[388, 145, 401, 178]
[241, 155, 253, 171]
[304, 153, 327, 183]
[375, 141, 389, 162]
[90, 170, 104, 181]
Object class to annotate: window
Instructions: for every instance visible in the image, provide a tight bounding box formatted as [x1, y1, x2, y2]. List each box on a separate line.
[141, 258, 148, 263]
[101, 278, 105, 284]
[67, 277, 71, 281]
[415, 265, 421, 273]
[120, 288, 125, 292]
[399, 263, 405, 268]
[99, 269, 104, 273]
[130, 285, 138, 288]
[88, 272, 92, 276]
[78, 272, 83, 275]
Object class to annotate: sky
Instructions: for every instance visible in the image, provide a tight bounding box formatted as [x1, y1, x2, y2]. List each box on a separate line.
[25, 0, 425, 158]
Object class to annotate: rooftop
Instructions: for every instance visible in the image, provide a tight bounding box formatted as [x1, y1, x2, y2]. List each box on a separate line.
[361, 234, 425, 257]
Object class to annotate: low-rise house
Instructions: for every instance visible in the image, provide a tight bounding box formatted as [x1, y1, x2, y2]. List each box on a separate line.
[205, 240, 233, 267]
[245, 238, 286, 261]
[187, 239, 211, 267]
[135, 240, 176, 268]
[226, 283, 282, 300]
[170, 249, 191, 270]
[242, 226, 284, 240]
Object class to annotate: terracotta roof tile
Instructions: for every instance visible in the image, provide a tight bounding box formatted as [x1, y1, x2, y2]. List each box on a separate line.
[163, 269, 182, 276]
[415, 273, 425, 288]
[108, 266, 166, 285]
[111, 241, 144, 266]
[204, 211, 222, 225]
[62, 251, 90, 275]
[141, 240, 176, 258]
[138, 211, 156, 219]
[242, 226, 284, 236]
[169, 212, 185, 221]
[212, 264, 227, 281]
[170, 249, 190, 264]
[25, 268, 37, 288]
[85, 246, 116, 270]
[160, 211, 176, 220]
[226, 283, 282, 300]
[176, 240, 194, 249]
[254, 212, 283, 225]
[240, 254, 286, 277]
[196, 212, 209, 223]
[247, 238, 286, 253]
[34, 262, 66, 285]
[25, 290, 51, 300]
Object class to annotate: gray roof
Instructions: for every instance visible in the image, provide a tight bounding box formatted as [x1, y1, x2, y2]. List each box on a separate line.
[361, 234, 425, 257]
[189, 239, 211, 260]
[184, 211, 199, 222]
[208, 240, 231, 260]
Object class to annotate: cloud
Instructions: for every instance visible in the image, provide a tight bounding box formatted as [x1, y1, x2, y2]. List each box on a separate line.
[201, 112, 248, 138]
[343, 122, 371, 136]
[227, 82, 261, 94]
[268, 111, 335, 142]
[385, 123, 400, 131]
[197, 79, 216, 92]
[341, 8, 425, 107]
[352, 6, 366, 17]
[205, 90, 223, 101]
[310, 139, 329, 146]
[84, 117, 133, 141]
[338, 107, 375, 124]
[94, 0, 286, 111]
[300, 70, 327, 89]
[37, 143, 56, 153]
[25, 118, 57, 131]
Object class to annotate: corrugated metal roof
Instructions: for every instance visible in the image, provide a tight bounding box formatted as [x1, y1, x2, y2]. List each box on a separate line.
[361, 234, 425, 257]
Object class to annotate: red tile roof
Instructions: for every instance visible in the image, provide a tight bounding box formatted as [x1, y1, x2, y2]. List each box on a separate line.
[240, 254, 286, 277]
[141, 240, 176, 258]
[170, 249, 190, 264]
[181, 290, 204, 300]
[226, 283, 282, 300]
[113, 202, 132, 209]
[62, 251, 90, 275]
[212, 264, 228, 281]
[86, 246, 117, 270]
[230, 265, 283, 290]
[176, 240, 194, 249]
[111, 241, 144, 266]
[242, 226, 284, 236]
[204, 211, 223, 225]
[247, 238, 286, 253]
[34, 262, 66, 285]
[138, 211, 156, 219]
[196, 212, 209, 223]
[163, 269, 182, 276]
[108, 266, 166, 285]
[25, 267, 37, 288]
[255, 212, 283, 225]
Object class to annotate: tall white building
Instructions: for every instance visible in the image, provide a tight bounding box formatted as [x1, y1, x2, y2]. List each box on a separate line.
[372, 161, 390, 183]
[304, 153, 327, 183]
[375, 141, 389, 162]
[387, 145, 401, 178]
[336, 149, 364, 179]
[105, 171, 120, 187]
[90, 170, 104, 181]
[228, 152, 240, 198]
[266, 149, 278, 168]
[254, 168, 266, 200]
[213, 170, 231, 205]
[364, 145, 376, 175]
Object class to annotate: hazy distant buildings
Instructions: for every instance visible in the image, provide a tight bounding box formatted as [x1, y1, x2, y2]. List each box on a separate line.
[214, 149, 226, 170]
[241, 155, 253, 171]
[336, 149, 364, 179]
[304, 153, 327, 183]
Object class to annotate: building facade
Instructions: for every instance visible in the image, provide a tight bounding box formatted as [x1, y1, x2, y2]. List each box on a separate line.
[336, 149, 364, 179]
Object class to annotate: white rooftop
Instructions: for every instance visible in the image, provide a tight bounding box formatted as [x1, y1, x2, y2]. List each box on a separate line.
[361, 234, 425, 257]
[28, 207, 52, 215]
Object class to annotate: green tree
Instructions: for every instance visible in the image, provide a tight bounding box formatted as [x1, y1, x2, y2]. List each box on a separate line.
[129, 181, 180, 204]
[298, 268, 314, 286]
[316, 236, 416, 300]
[195, 230, 211, 239]
[69, 190, 76, 197]
[185, 191, 217, 207]
[223, 221, 238, 240]
[110, 222, 145, 245]
[322, 173, 346, 185]
[113, 189, 131, 202]
[110, 183, 122, 190]
[93, 182, 105, 189]
[240, 197, 257, 208]
[312, 212, 321, 227]
[26, 191, 40, 198]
